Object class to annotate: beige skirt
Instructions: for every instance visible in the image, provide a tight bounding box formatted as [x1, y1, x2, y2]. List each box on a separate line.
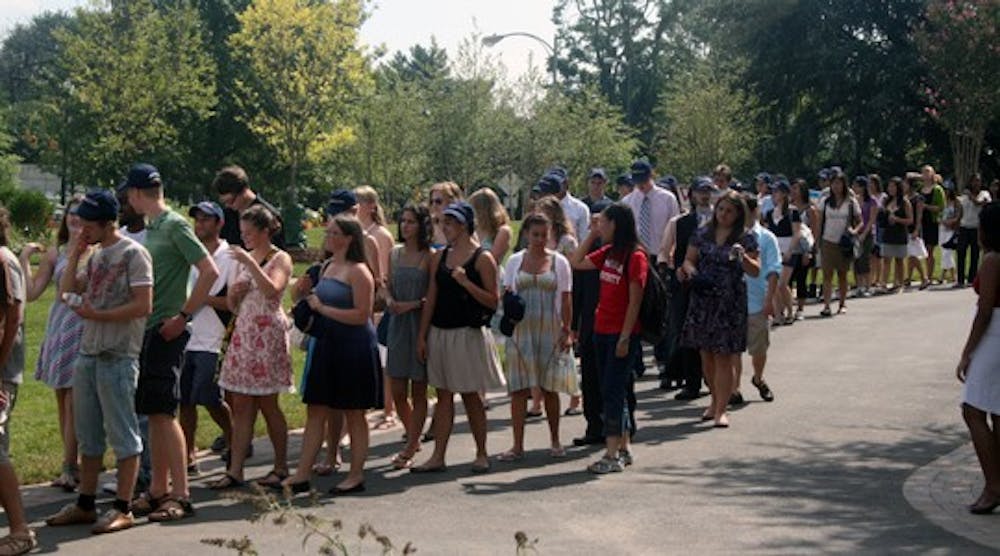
[427, 326, 506, 393]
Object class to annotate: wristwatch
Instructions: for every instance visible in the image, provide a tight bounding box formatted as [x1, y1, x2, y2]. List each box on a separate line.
[179, 310, 193, 322]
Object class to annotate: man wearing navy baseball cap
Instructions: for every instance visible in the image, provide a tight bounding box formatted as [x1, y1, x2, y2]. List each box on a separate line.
[178, 201, 235, 476]
[118, 163, 219, 520]
[586, 168, 611, 209]
[48, 189, 154, 533]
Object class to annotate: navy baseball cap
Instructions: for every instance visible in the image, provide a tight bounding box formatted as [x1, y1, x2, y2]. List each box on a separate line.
[327, 189, 358, 216]
[817, 168, 831, 181]
[657, 175, 678, 189]
[548, 166, 568, 184]
[630, 160, 653, 181]
[73, 189, 120, 222]
[774, 177, 791, 193]
[443, 201, 475, 231]
[755, 172, 773, 185]
[692, 176, 715, 192]
[188, 201, 225, 222]
[616, 173, 633, 187]
[536, 174, 562, 196]
[117, 163, 161, 193]
[853, 175, 870, 187]
[588, 168, 608, 180]
[589, 198, 613, 215]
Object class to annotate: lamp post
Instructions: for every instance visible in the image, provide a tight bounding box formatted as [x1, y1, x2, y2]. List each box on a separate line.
[481, 32, 557, 86]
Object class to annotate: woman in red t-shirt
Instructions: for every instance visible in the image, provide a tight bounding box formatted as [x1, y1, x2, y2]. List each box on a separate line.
[571, 203, 646, 474]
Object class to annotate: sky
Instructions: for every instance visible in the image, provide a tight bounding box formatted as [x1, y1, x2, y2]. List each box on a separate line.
[0, 0, 559, 80]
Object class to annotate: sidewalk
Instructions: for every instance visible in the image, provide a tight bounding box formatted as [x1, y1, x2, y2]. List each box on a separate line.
[7, 285, 1000, 554]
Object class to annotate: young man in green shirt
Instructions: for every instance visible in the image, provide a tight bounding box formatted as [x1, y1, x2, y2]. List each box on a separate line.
[119, 164, 219, 520]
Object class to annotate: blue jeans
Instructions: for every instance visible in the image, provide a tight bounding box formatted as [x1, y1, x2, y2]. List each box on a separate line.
[594, 333, 641, 438]
[74, 354, 143, 460]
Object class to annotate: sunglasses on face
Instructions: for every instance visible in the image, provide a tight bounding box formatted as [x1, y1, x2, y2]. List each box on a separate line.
[431, 198, 445, 205]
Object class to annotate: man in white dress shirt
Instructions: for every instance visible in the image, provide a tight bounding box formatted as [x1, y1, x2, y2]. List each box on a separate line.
[621, 160, 680, 263]
[548, 167, 591, 239]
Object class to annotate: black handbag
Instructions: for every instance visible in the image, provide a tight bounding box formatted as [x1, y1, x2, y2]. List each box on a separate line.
[376, 313, 391, 346]
[292, 298, 331, 337]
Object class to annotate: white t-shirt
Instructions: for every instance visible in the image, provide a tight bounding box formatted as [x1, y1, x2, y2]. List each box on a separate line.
[502, 249, 572, 317]
[960, 191, 992, 228]
[821, 198, 861, 243]
[186, 240, 236, 353]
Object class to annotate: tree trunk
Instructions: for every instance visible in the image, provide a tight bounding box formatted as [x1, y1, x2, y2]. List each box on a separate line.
[951, 128, 984, 189]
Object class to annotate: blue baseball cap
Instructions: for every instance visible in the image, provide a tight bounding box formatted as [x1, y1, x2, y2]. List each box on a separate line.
[774, 177, 791, 193]
[817, 168, 831, 181]
[755, 172, 773, 185]
[656, 175, 678, 189]
[692, 176, 715, 192]
[588, 168, 608, 180]
[589, 198, 613, 215]
[535, 174, 562, 196]
[616, 173, 633, 187]
[327, 189, 358, 216]
[73, 189, 120, 222]
[442, 201, 475, 232]
[117, 163, 161, 193]
[548, 167, 568, 184]
[630, 160, 653, 181]
[188, 201, 225, 222]
[853, 175, 869, 187]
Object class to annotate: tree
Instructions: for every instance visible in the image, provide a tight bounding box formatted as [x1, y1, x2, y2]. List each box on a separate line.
[701, 0, 933, 178]
[653, 59, 763, 183]
[229, 0, 370, 205]
[553, 0, 700, 149]
[57, 0, 216, 189]
[915, 0, 1000, 188]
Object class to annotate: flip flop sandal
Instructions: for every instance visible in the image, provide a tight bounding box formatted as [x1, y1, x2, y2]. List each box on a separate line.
[373, 416, 398, 430]
[208, 473, 245, 490]
[131, 491, 167, 516]
[311, 462, 338, 476]
[0, 531, 37, 556]
[391, 453, 415, 470]
[147, 498, 194, 522]
[495, 451, 524, 462]
[549, 447, 567, 458]
[254, 469, 289, 488]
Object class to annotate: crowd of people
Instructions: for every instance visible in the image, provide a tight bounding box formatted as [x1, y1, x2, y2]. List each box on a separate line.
[0, 158, 997, 554]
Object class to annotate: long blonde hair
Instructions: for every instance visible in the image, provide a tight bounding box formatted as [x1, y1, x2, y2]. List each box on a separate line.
[354, 185, 386, 225]
[468, 188, 509, 239]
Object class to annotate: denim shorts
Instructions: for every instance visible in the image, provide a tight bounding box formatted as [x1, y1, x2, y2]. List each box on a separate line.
[0, 381, 18, 466]
[180, 351, 223, 408]
[74, 354, 143, 460]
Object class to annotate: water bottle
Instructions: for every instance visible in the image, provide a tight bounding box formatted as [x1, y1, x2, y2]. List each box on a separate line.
[62, 292, 83, 308]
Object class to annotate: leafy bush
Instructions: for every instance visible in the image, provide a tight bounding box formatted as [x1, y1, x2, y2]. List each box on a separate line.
[7, 188, 53, 238]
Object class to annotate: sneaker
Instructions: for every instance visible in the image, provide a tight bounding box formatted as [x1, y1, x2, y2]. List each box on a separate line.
[92, 509, 134, 535]
[674, 389, 700, 401]
[210, 435, 226, 453]
[752, 377, 775, 402]
[101, 481, 117, 496]
[618, 449, 633, 467]
[45, 503, 97, 526]
[0, 530, 37, 556]
[587, 456, 624, 474]
[794, 310, 804, 321]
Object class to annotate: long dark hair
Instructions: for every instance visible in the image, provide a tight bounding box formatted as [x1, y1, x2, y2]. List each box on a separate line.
[884, 177, 904, 209]
[828, 169, 850, 208]
[791, 178, 810, 207]
[332, 215, 367, 264]
[602, 202, 639, 259]
[58, 194, 85, 246]
[397, 203, 432, 252]
[773, 174, 790, 214]
[710, 190, 750, 246]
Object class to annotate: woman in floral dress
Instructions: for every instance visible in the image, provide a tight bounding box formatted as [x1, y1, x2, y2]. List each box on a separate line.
[679, 191, 760, 429]
[211, 206, 293, 489]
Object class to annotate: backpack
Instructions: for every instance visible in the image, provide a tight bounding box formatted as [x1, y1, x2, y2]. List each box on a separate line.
[623, 248, 669, 344]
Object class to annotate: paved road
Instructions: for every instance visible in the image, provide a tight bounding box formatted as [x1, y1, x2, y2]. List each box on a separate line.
[9, 286, 998, 554]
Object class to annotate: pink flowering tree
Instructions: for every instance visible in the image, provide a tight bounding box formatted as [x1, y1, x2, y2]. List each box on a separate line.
[915, 0, 1000, 188]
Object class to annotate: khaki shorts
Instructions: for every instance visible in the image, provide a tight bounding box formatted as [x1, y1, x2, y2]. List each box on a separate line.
[746, 312, 770, 356]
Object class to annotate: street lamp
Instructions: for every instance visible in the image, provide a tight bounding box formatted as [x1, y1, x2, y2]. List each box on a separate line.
[481, 32, 557, 86]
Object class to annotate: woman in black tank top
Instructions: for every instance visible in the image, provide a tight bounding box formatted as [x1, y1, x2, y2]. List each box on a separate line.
[413, 202, 505, 473]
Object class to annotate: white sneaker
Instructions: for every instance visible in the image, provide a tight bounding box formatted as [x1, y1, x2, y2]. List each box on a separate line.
[101, 481, 117, 496]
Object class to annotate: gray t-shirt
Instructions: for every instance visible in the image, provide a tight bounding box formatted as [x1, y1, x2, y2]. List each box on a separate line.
[0, 246, 25, 383]
[80, 237, 153, 358]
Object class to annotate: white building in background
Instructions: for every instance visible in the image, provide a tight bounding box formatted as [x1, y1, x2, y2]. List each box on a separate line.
[17, 164, 64, 201]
